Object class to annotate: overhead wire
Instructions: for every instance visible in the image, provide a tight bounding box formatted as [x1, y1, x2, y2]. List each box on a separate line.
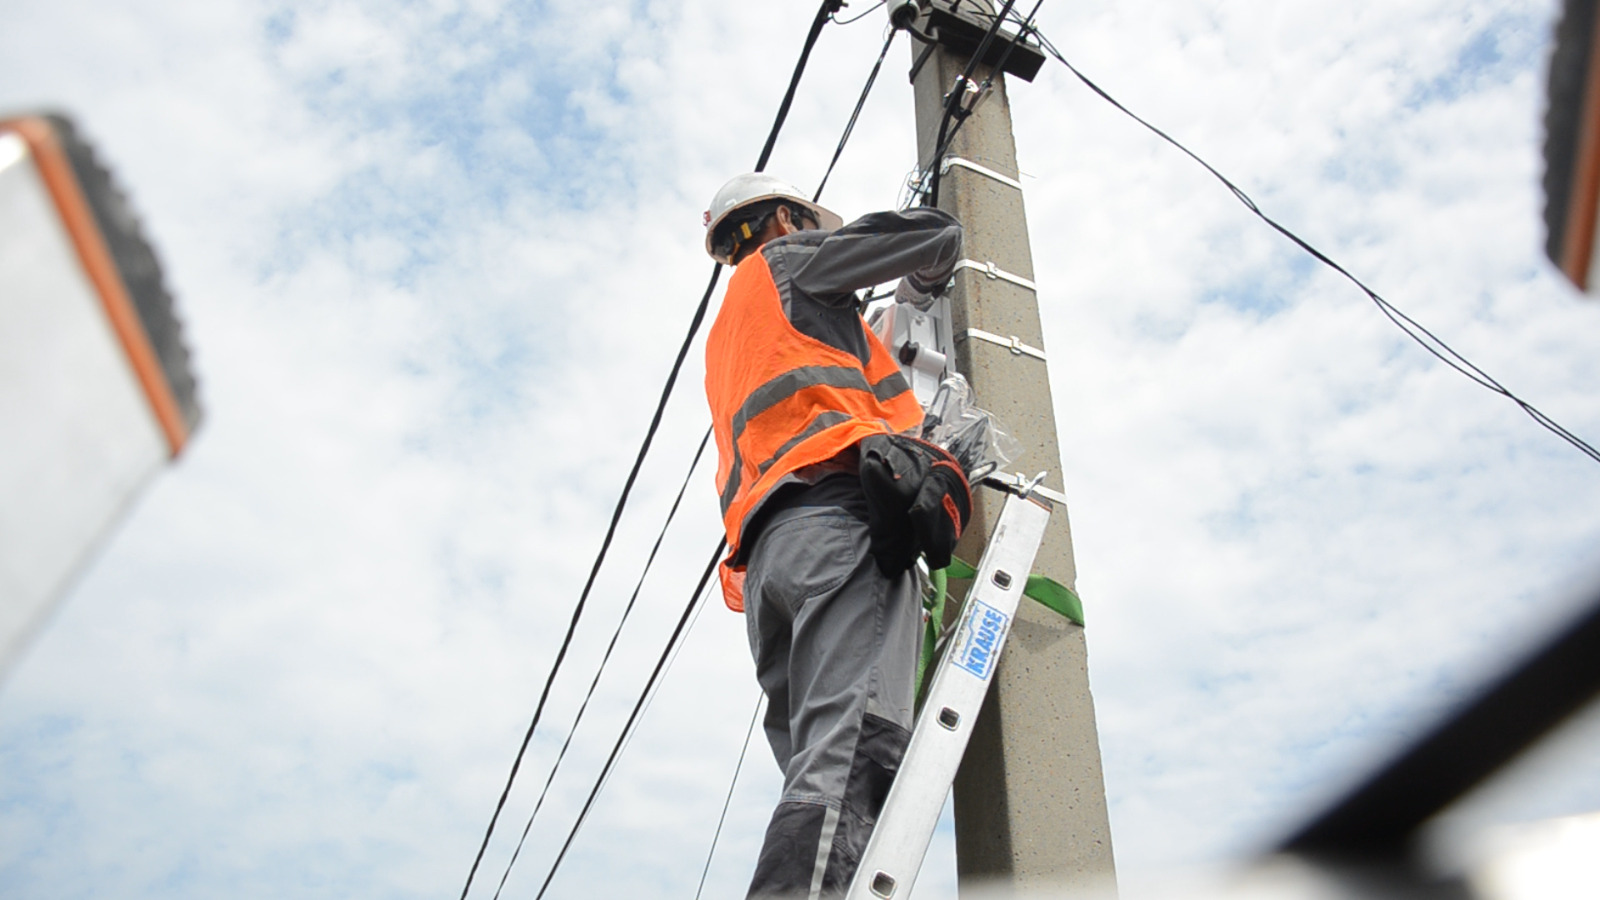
[936, 1, 1041, 167]
[1031, 30, 1600, 466]
[530, 542, 726, 900]
[897, 1, 1015, 209]
[521, 13, 913, 895]
[606, 564, 721, 767]
[757, 1, 848, 173]
[488, 431, 713, 900]
[456, 3, 845, 898]
[912, 4, 1599, 463]
[694, 695, 766, 900]
[566, 2, 911, 798]
[456, 262, 722, 900]
[919, 0, 1020, 207]
[503, 546, 721, 877]
[814, 26, 899, 202]
[919, 0, 1043, 208]
[476, 9, 1600, 895]
[832, 0, 888, 26]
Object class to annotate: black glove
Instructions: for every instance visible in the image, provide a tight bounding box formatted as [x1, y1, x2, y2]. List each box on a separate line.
[858, 433, 973, 577]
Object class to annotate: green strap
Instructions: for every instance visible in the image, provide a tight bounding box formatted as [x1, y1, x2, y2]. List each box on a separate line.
[1024, 574, 1085, 626]
[938, 556, 1084, 624]
[916, 558, 1084, 703]
[916, 568, 948, 701]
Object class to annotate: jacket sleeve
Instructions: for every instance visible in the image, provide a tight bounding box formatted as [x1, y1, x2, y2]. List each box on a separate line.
[788, 208, 963, 307]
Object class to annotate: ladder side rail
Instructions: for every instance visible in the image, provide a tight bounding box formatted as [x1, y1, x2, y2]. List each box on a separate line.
[846, 492, 1053, 900]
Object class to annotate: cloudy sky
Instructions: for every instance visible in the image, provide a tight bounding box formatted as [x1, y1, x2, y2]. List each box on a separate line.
[5, 0, 1600, 898]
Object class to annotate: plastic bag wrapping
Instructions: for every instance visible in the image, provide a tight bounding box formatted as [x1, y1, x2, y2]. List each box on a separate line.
[918, 374, 1021, 481]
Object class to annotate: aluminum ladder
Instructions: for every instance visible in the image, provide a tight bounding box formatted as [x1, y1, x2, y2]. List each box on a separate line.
[845, 483, 1053, 899]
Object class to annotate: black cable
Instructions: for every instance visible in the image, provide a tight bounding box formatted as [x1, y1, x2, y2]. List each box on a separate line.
[922, 0, 1041, 207]
[535, 568, 720, 886]
[607, 562, 721, 768]
[814, 27, 899, 202]
[757, 1, 845, 173]
[457, 265, 721, 900]
[920, 0, 1018, 207]
[510, 16, 911, 892]
[531, 9, 909, 836]
[499, 550, 721, 895]
[573, 566, 721, 838]
[531, 542, 725, 900]
[955, 0, 1029, 27]
[897, 0, 1040, 213]
[694, 695, 766, 900]
[488, 430, 714, 900]
[1035, 32, 1600, 466]
[928, 0, 1016, 170]
[933, 1, 1040, 167]
[964, 2, 1042, 133]
[457, 5, 846, 896]
[542, 569, 720, 881]
[832, 0, 887, 26]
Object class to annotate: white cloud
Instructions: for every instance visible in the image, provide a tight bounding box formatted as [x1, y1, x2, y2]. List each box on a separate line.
[3, 0, 1600, 897]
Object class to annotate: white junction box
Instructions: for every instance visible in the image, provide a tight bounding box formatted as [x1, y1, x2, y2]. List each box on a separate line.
[869, 294, 953, 408]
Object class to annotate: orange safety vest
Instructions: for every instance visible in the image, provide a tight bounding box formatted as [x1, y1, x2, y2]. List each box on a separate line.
[706, 251, 924, 611]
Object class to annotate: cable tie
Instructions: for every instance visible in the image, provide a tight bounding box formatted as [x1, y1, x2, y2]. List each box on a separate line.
[939, 156, 1022, 191]
[956, 326, 1047, 362]
[952, 258, 1037, 292]
[947, 74, 984, 105]
[987, 470, 1068, 505]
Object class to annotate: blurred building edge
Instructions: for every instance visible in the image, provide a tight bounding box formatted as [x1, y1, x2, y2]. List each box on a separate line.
[1263, 581, 1600, 899]
[982, 586, 1600, 898]
[0, 113, 201, 680]
[1545, 0, 1600, 293]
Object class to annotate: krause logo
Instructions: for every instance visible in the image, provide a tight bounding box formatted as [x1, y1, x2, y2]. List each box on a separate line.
[952, 599, 1009, 680]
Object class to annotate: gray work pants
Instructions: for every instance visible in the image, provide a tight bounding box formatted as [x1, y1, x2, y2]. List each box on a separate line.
[742, 503, 921, 900]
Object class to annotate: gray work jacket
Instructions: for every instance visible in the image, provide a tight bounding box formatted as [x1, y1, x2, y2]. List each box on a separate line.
[756, 207, 963, 366]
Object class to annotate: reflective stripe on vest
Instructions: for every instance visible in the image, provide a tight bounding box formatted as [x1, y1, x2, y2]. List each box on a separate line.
[705, 250, 922, 611]
[718, 366, 911, 514]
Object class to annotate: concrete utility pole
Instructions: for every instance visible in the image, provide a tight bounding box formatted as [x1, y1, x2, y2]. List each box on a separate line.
[907, 6, 1117, 893]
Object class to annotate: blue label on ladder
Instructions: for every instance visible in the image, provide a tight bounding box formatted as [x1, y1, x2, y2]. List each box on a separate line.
[951, 599, 1009, 680]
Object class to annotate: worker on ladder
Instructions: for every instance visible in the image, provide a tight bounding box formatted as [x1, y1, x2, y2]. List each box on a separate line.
[703, 173, 972, 899]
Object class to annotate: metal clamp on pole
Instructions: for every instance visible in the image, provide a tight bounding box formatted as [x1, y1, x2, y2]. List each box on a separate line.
[983, 470, 1068, 507]
[939, 156, 1022, 191]
[956, 327, 1047, 362]
[951, 258, 1036, 292]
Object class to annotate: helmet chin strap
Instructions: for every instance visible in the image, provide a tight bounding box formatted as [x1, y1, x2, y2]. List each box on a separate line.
[723, 205, 819, 264]
[726, 211, 776, 264]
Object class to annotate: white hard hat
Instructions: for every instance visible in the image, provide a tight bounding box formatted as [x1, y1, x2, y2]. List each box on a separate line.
[703, 172, 843, 264]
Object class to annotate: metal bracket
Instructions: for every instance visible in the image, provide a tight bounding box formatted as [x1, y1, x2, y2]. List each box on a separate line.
[951, 259, 1036, 292]
[956, 327, 1047, 362]
[985, 471, 1068, 506]
[912, 3, 1047, 82]
[898, 167, 931, 210]
[939, 156, 1022, 191]
[946, 74, 984, 107]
